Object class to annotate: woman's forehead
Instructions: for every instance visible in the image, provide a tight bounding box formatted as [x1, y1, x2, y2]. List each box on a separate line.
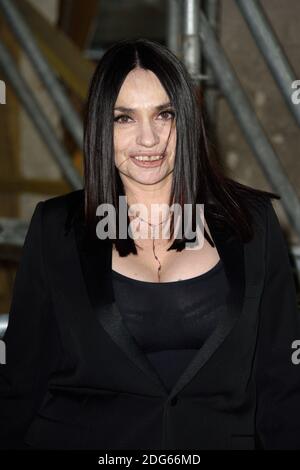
[115, 69, 169, 107]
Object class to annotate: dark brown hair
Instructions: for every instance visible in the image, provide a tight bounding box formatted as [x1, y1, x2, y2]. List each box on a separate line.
[83, 38, 280, 254]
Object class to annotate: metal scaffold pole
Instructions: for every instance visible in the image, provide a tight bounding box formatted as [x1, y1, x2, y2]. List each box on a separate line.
[182, 0, 202, 86]
[197, 10, 300, 237]
[235, 0, 300, 128]
[0, 0, 84, 150]
[167, 0, 182, 58]
[0, 41, 83, 190]
[202, 0, 221, 127]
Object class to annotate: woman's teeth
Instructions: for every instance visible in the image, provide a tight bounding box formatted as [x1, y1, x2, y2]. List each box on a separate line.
[133, 155, 164, 161]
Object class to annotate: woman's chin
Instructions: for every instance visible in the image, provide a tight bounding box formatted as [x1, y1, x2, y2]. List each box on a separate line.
[130, 169, 171, 185]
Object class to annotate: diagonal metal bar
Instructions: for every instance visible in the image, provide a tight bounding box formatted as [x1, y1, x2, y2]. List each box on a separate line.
[235, 0, 300, 128]
[0, 41, 83, 190]
[198, 10, 300, 238]
[0, 0, 84, 150]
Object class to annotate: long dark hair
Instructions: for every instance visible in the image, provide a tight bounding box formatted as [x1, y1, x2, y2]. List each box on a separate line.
[83, 38, 280, 255]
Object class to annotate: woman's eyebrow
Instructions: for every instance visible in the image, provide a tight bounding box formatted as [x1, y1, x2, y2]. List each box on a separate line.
[114, 102, 172, 112]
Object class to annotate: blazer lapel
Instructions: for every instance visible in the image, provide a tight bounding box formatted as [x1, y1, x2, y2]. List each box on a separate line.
[72, 207, 168, 396]
[167, 212, 245, 400]
[71, 197, 245, 400]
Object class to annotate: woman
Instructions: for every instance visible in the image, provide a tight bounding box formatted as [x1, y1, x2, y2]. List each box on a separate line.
[0, 38, 300, 450]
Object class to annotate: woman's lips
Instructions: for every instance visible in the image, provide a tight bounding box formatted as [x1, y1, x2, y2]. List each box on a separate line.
[130, 155, 166, 168]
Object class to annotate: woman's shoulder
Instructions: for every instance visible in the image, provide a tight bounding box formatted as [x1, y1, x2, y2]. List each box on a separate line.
[246, 192, 273, 222]
[206, 190, 273, 244]
[42, 189, 83, 212]
[242, 193, 278, 246]
[40, 189, 84, 235]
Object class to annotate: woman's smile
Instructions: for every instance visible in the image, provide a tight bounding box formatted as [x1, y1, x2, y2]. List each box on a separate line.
[129, 153, 167, 168]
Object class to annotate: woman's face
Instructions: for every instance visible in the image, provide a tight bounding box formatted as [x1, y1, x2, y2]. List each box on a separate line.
[113, 68, 176, 186]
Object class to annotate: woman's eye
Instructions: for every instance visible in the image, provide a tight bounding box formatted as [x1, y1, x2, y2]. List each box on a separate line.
[114, 110, 175, 124]
[114, 114, 131, 124]
[159, 110, 175, 120]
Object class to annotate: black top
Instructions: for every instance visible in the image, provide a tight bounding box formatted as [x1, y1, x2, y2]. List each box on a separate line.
[111, 259, 230, 392]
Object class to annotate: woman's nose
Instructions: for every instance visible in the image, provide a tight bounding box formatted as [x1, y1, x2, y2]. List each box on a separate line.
[136, 119, 160, 147]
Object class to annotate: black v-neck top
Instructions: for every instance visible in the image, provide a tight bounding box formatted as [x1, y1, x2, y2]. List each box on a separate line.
[111, 259, 229, 392]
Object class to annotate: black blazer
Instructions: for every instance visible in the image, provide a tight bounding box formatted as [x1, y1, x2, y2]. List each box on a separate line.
[0, 189, 300, 450]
